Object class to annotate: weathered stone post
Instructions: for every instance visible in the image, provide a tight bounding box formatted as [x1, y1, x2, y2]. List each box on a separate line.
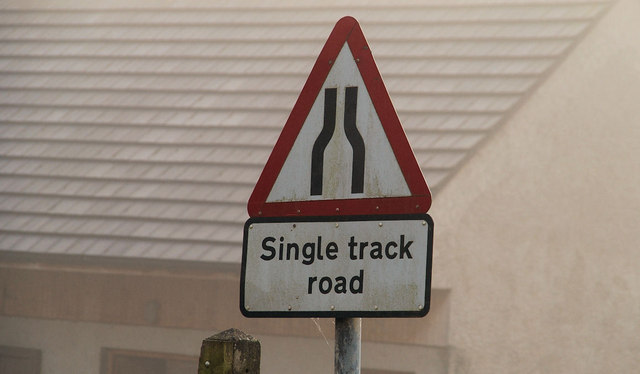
[198, 328, 260, 374]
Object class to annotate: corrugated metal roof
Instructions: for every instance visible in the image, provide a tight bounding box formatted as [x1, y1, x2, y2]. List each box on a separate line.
[0, 0, 611, 263]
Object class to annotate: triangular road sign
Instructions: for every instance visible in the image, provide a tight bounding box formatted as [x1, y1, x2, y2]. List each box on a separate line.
[248, 16, 431, 218]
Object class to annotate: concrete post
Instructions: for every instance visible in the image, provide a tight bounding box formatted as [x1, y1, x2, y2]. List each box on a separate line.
[198, 328, 260, 374]
[335, 317, 361, 374]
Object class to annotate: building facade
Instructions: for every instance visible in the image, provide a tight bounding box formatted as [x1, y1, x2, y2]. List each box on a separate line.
[2, 0, 639, 373]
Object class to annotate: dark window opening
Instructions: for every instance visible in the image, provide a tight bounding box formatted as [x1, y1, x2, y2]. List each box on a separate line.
[0, 345, 42, 374]
[101, 348, 197, 374]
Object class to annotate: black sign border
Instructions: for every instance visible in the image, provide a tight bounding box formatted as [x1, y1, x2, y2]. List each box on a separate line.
[240, 213, 433, 318]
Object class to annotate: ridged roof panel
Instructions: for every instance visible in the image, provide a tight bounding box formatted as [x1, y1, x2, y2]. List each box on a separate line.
[0, 0, 611, 262]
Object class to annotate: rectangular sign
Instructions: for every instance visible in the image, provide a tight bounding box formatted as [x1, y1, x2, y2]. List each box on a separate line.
[240, 214, 433, 318]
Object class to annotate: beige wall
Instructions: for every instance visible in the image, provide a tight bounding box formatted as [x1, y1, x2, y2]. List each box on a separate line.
[0, 258, 451, 373]
[0, 258, 448, 346]
[431, 0, 640, 372]
[0, 316, 449, 374]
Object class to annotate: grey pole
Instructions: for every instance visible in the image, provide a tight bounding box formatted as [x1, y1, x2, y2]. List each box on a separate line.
[335, 317, 361, 374]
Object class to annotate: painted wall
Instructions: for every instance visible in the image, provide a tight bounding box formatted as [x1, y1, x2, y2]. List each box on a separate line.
[431, 0, 640, 372]
[0, 316, 448, 374]
[0, 257, 451, 373]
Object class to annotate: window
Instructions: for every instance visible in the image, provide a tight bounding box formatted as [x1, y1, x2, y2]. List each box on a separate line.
[101, 349, 197, 374]
[363, 369, 414, 374]
[0, 345, 41, 374]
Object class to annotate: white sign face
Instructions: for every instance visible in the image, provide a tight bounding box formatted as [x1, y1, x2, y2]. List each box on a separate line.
[240, 214, 433, 317]
[266, 43, 410, 204]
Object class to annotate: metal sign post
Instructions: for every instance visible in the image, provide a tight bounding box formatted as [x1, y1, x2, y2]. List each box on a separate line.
[241, 16, 434, 374]
[335, 318, 361, 374]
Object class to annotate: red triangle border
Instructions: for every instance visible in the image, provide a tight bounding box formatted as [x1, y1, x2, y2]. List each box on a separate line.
[248, 16, 431, 218]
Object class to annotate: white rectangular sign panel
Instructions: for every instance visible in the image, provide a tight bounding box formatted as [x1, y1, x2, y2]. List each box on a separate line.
[240, 214, 433, 317]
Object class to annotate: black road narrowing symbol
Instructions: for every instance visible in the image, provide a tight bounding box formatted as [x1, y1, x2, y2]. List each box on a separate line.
[310, 87, 365, 196]
[310, 88, 336, 196]
[344, 86, 365, 194]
